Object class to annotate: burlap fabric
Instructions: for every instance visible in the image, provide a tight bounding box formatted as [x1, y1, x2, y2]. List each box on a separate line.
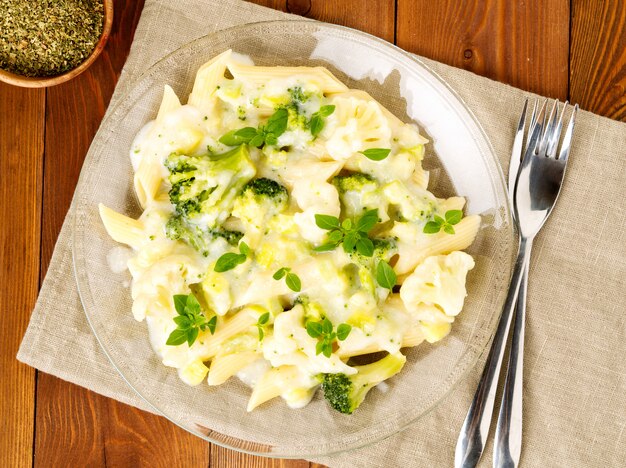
[17, 1, 626, 466]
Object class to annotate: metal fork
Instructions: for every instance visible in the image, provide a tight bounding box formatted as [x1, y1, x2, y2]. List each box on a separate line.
[455, 99, 577, 468]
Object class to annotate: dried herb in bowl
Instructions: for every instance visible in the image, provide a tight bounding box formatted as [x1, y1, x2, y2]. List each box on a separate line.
[0, 0, 104, 77]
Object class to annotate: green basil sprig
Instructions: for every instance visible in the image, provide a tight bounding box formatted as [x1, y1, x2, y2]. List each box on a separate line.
[313, 209, 379, 257]
[166, 293, 216, 347]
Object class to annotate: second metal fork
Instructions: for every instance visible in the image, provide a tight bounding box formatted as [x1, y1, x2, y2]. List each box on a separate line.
[455, 99, 577, 468]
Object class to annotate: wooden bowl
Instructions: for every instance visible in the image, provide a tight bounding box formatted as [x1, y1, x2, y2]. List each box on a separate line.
[0, 0, 113, 88]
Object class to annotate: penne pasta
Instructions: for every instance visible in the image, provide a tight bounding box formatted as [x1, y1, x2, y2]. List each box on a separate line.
[227, 62, 349, 94]
[133, 160, 163, 208]
[338, 327, 426, 358]
[200, 308, 258, 360]
[439, 196, 466, 213]
[394, 214, 481, 276]
[247, 365, 301, 411]
[208, 351, 260, 386]
[188, 49, 232, 109]
[412, 165, 429, 189]
[98, 203, 144, 248]
[156, 85, 182, 125]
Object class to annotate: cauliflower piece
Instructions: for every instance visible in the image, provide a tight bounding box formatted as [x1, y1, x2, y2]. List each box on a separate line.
[400, 251, 475, 317]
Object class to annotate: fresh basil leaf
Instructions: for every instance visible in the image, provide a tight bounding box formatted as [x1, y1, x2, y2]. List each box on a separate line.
[309, 114, 324, 136]
[336, 323, 352, 341]
[327, 229, 344, 243]
[423, 221, 442, 234]
[341, 218, 353, 230]
[239, 241, 251, 257]
[313, 242, 340, 252]
[219, 127, 256, 146]
[218, 131, 244, 147]
[343, 232, 358, 252]
[376, 260, 397, 290]
[186, 327, 199, 346]
[265, 133, 278, 146]
[285, 272, 301, 292]
[355, 236, 374, 257]
[258, 312, 270, 325]
[234, 127, 258, 139]
[434, 214, 445, 225]
[322, 342, 332, 358]
[360, 148, 391, 161]
[214, 252, 246, 272]
[356, 208, 379, 233]
[317, 105, 335, 117]
[322, 318, 333, 334]
[443, 223, 455, 235]
[315, 214, 340, 230]
[258, 327, 264, 341]
[166, 328, 188, 346]
[186, 293, 201, 314]
[206, 315, 217, 334]
[315, 340, 325, 356]
[307, 321, 323, 338]
[445, 209, 463, 225]
[173, 294, 187, 315]
[273, 267, 289, 280]
[173, 315, 192, 329]
[266, 108, 289, 136]
[249, 133, 265, 148]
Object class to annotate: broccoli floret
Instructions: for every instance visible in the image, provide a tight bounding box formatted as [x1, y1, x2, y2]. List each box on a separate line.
[348, 238, 397, 295]
[211, 229, 244, 246]
[232, 178, 288, 232]
[319, 353, 406, 414]
[332, 173, 386, 220]
[381, 180, 437, 223]
[332, 173, 377, 194]
[165, 145, 256, 227]
[166, 215, 243, 256]
[243, 178, 288, 200]
[349, 238, 397, 267]
[288, 86, 309, 105]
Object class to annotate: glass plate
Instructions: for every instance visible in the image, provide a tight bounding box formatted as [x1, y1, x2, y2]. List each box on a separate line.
[73, 20, 514, 458]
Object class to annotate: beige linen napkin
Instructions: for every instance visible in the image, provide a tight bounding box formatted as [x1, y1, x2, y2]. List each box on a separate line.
[18, 0, 626, 466]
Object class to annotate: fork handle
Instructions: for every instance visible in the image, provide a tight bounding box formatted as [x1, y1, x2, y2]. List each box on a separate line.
[494, 244, 531, 468]
[454, 237, 531, 468]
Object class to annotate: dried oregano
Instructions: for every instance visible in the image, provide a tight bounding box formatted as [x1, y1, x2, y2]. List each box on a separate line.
[0, 0, 104, 77]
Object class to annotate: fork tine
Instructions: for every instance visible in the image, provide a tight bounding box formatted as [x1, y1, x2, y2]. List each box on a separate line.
[508, 99, 528, 200]
[547, 101, 568, 158]
[557, 104, 578, 161]
[528, 100, 547, 155]
[538, 100, 559, 156]
[525, 99, 538, 148]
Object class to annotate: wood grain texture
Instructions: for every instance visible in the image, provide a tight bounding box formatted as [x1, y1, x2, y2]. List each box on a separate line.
[0, 83, 45, 468]
[210, 448, 310, 468]
[34, 0, 207, 466]
[396, 0, 570, 99]
[570, 0, 626, 120]
[306, 0, 394, 41]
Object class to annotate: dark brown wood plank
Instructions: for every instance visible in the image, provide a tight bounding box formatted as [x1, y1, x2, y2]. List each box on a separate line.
[0, 83, 45, 468]
[570, 0, 626, 120]
[396, 0, 570, 99]
[33, 0, 208, 466]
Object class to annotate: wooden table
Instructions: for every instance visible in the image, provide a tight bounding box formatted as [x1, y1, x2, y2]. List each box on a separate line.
[2, 0, 624, 466]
